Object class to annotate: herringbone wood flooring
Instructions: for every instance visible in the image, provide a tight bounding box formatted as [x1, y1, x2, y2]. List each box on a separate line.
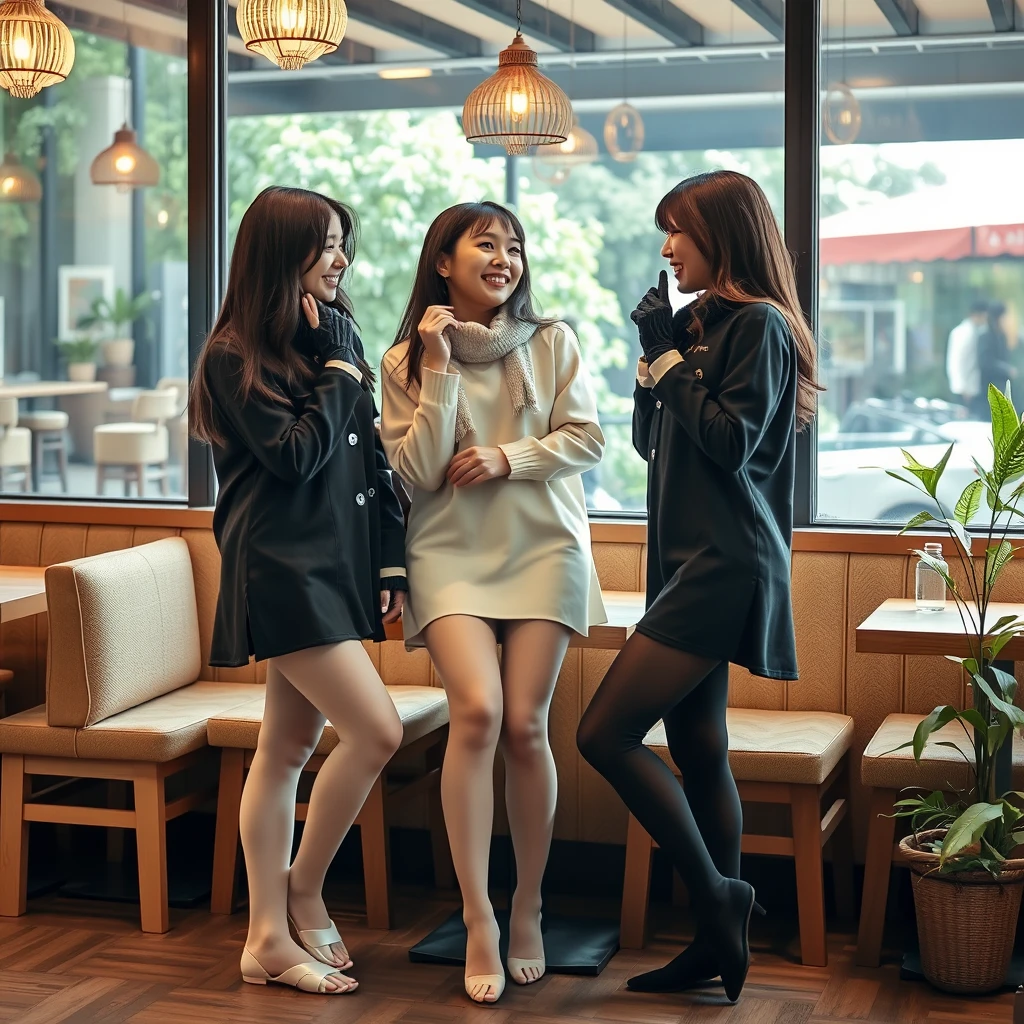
[0, 887, 1014, 1023]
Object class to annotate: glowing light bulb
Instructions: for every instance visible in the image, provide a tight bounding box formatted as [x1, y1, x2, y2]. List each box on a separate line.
[12, 35, 31, 60]
[279, 0, 300, 31]
[1, 177, 14, 195]
[157, 208, 169, 226]
[114, 153, 136, 174]
[509, 90, 529, 118]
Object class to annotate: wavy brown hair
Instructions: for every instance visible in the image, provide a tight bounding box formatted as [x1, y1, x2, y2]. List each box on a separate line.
[189, 185, 365, 445]
[655, 170, 822, 429]
[390, 201, 553, 389]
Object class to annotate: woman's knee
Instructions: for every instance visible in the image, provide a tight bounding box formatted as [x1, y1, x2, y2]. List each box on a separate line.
[450, 697, 502, 751]
[254, 726, 320, 774]
[501, 712, 549, 763]
[576, 705, 616, 769]
[666, 723, 729, 778]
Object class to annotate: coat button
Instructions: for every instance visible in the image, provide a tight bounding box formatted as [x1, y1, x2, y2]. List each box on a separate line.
[656, 401, 662, 409]
[355, 493, 366, 506]
[348, 433, 358, 446]
[650, 449, 656, 460]
[368, 487, 375, 497]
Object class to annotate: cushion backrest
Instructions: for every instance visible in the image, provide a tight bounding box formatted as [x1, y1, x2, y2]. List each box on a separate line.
[46, 537, 202, 727]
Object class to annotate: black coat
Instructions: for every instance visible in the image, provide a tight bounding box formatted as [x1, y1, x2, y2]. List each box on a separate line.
[205, 341, 407, 667]
[633, 299, 799, 680]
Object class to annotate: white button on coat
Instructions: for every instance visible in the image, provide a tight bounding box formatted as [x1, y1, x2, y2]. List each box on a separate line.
[355, 493, 365, 506]
[348, 433, 358, 446]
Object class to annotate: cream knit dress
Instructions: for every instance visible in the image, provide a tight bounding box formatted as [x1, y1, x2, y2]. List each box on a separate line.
[380, 321, 607, 648]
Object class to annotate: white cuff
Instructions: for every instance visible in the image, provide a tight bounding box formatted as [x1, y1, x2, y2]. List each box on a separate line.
[650, 350, 684, 383]
[420, 367, 460, 404]
[499, 438, 544, 479]
[380, 567, 407, 578]
[324, 359, 362, 382]
[636, 358, 654, 389]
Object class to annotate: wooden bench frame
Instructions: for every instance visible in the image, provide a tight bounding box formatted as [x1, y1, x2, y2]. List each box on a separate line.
[0, 750, 213, 933]
[619, 757, 855, 967]
[210, 726, 453, 928]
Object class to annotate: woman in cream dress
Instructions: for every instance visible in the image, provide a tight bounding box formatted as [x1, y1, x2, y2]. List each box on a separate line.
[380, 202, 605, 1004]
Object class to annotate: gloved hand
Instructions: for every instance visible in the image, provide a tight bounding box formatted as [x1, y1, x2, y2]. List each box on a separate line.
[297, 295, 361, 367]
[630, 270, 675, 364]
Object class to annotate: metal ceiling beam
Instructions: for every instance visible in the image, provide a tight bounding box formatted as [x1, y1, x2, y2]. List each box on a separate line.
[346, 0, 482, 58]
[986, 0, 1015, 31]
[731, 0, 784, 41]
[601, 0, 703, 47]
[873, 0, 919, 36]
[452, 0, 595, 51]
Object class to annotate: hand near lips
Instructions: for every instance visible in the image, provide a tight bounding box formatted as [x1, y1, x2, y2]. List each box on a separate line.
[630, 270, 676, 364]
[381, 590, 405, 623]
[446, 446, 511, 487]
[418, 305, 460, 370]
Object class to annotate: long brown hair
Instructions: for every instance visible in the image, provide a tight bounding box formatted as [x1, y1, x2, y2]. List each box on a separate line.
[189, 185, 363, 445]
[655, 170, 821, 429]
[390, 201, 553, 388]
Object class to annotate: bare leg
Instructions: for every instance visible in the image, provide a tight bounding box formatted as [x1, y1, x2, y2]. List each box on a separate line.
[424, 615, 504, 1003]
[240, 643, 402, 992]
[499, 619, 570, 984]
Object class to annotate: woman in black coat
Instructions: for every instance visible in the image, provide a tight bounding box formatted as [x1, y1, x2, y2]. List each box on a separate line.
[577, 171, 820, 1003]
[190, 187, 408, 997]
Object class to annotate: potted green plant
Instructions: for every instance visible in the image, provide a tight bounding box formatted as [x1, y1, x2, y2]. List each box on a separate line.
[76, 288, 151, 368]
[56, 338, 100, 382]
[886, 382, 1024, 994]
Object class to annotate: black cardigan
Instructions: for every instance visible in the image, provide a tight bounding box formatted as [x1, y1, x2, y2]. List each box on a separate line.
[205, 340, 407, 667]
[632, 298, 799, 680]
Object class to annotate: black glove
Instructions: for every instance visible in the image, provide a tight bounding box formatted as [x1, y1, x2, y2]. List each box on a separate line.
[296, 302, 361, 367]
[630, 270, 675, 364]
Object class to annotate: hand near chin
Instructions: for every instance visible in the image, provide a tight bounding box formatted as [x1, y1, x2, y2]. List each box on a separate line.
[446, 446, 511, 487]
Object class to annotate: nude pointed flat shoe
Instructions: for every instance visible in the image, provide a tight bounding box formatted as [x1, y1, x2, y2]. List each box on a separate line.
[240, 947, 358, 994]
[507, 955, 545, 985]
[287, 914, 353, 970]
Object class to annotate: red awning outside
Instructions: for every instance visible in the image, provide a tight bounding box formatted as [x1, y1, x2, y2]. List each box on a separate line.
[820, 227, 974, 266]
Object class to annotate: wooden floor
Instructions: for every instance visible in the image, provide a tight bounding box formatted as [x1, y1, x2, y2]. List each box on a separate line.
[0, 887, 1014, 1024]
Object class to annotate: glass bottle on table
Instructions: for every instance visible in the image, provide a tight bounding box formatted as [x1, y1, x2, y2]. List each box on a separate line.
[915, 542, 948, 612]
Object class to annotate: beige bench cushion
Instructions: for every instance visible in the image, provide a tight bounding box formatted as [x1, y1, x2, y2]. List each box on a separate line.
[208, 684, 449, 755]
[0, 682, 258, 762]
[862, 712, 1024, 792]
[645, 708, 855, 786]
[46, 537, 202, 728]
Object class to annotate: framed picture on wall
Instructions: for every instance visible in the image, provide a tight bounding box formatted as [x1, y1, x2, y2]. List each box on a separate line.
[58, 265, 114, 339]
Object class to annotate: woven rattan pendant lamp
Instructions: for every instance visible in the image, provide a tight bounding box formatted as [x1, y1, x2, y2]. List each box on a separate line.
[0, 0, 74, 99]
[237, 0, 348, 71]
[0, 150, 40, 200]
[462, 0, 572, 156]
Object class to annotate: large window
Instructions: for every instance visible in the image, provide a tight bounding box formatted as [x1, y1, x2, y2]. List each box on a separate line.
[815, 0, 1024, 525]
[0, 0, 188, 500]
[226, 1, 785, 513]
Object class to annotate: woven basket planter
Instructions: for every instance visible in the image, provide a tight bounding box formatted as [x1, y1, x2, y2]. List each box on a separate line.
[899, 829, 1024, 994]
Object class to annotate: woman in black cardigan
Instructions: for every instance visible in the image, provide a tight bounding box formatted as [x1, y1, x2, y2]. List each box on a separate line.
[190, 187, 408, 996]
[578, 171, 820, 1003]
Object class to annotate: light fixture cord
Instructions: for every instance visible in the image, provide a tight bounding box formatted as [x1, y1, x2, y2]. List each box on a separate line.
[123, 1, 131, 127]
[621, 13, 628, 102]
[516, 0, 522, 35]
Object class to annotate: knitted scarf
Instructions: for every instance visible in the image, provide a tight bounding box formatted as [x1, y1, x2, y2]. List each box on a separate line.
[445, 309, 539, 443]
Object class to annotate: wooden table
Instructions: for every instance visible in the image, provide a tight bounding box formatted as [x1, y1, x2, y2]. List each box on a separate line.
[0, 381, 108, 401]
[0, 566, 47, 622]
[383, 589, 643, 646]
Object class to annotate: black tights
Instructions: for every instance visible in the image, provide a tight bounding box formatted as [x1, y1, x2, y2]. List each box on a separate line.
[577, 632, 741, 926]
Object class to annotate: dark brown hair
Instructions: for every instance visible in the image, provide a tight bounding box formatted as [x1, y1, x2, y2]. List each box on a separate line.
[189, 185, 365, 445]
[655, 170, 822, 429]
[390, 201, 553, 388]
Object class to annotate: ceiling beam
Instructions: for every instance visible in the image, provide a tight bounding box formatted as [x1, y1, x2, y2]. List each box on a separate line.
[600, 0, 703, 47]
[873, 0, 919, 35]
[986, 0, 1015, 31]
[451, 0, 595, 51]
[730, 0, 784, 41]
[345, 0, 482, 58]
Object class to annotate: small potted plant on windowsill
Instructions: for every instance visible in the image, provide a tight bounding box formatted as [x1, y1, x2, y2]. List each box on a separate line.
[76, 287, 152, 368]
[886, 382, 1024, 994]
[56, 338, 100, 382]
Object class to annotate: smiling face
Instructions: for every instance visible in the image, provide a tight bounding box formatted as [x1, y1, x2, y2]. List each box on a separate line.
[660, 226, 712, 294]
[439, 217, 525, 318]
[299, 210, 348, 303]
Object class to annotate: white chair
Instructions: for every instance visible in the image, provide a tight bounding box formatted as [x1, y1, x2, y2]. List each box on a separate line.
[0, 398, 32, 492]
[18, 409, 69, 492]
[93, 389, 178, 497]
[157, 377, 189, 476]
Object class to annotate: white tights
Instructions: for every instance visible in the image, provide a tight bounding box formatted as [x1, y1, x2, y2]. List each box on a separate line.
[423, 617, 571, 985]
[239, 642, 403, 990]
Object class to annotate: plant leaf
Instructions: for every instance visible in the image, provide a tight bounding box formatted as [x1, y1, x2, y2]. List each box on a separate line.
[986, 539, 1015, 588]
[990, 384, 1020, 460]
[945, 518, 972, 556]
[900, 510, 940, 534]
[954, 479, 984, 525]
[940, 802, 1005, 865]
[913, 705, 959, 760]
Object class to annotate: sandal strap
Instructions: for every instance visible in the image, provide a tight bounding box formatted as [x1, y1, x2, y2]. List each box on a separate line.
[275, 961, 348, 993]
[295, 921, 343, 949]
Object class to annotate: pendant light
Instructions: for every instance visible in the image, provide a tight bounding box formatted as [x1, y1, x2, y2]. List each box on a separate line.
[0, 150, 39, 200]
[823, 0, 861, 145]
[603, 14, 644, 163]
[90, 30, 158, 191]
[462, 0, 572, 156]
[0, 0, 74, 99]
[237, 0, 348, 71]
